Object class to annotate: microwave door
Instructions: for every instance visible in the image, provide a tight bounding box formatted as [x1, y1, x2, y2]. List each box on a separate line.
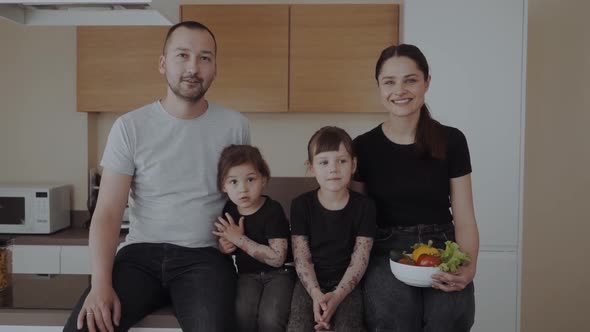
[0, 196, 26, 226]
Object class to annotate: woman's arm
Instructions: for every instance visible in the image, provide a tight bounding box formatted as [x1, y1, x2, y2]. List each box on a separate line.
[433, 174, 479, 291]
[213, 214, 287, 267]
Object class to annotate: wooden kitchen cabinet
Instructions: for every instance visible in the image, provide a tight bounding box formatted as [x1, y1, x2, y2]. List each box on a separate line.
[77, 26, 169, 113]
[77, 4, 398, 113]
[290, 5, 399, 113]
[181, 5, 289, 113]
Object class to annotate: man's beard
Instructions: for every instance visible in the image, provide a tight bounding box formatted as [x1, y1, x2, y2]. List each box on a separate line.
[168, 78, 210, 103]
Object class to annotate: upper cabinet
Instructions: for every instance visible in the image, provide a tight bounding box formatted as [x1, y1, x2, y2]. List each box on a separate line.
[77, 4, 398, 113]
[77, 27, 168, 113]
[181, 5, 289, 113]
[290, 5, 399, 113]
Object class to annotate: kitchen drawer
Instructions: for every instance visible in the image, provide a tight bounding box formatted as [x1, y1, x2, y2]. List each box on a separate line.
[60, 245, 90, 275]
[11, 245, 61, 274]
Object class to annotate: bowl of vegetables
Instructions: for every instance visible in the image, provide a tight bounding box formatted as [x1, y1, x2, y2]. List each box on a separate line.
[389, 241, 470, 287]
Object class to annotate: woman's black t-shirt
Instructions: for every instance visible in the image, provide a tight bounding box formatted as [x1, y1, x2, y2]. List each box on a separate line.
[353, 124, 471, 228]
[290, 189, 376, 289]
[223, 196, 292, 274]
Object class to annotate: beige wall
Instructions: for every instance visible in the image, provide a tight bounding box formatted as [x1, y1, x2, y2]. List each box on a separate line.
[0, 21, 87, 210]
[94, 111, 384, 178]
[522, 0, 590, 330]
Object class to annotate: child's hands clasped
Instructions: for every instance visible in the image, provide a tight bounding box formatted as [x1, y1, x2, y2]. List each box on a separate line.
[310, 288, 331, 331]
[213, 213, 245, 245]
[318, 289, 346, 326]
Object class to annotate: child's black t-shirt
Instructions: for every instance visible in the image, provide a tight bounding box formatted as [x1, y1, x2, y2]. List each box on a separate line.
[223, 196, 292, 274]
[353, 124, 471, 228]
[290, 189, 376, 289]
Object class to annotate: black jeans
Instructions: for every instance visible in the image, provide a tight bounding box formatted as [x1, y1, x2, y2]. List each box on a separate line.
[63, 243, 237, 332]
[235, 266, 295, 332]
[363, 223, 475, 332]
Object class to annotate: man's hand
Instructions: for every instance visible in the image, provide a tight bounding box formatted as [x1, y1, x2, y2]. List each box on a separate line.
[76, 284, 121, 332]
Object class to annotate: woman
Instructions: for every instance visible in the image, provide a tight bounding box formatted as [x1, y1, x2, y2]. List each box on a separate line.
[353, 44, 479, 332]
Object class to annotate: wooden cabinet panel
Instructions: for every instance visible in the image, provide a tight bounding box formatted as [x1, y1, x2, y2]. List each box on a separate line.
[182, 5, 289, 113]
[77, 26, 168, 113]
[290, 5, 399, 113]
[77, 5, 397, 113]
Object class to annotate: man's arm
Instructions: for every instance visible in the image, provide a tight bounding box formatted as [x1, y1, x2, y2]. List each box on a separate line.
[89, 168, 131, 288]
[76, 168, 131, 332]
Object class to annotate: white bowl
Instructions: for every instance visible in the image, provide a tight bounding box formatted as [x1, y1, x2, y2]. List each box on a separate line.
[390, 258, 439, 287]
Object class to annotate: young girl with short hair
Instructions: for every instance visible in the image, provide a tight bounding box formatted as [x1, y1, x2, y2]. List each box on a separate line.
[287, 126, 376, 332]
[213, 144, 294, 332]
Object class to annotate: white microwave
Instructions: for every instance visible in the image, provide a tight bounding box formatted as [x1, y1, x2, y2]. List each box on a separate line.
[0, 184, 70, 234]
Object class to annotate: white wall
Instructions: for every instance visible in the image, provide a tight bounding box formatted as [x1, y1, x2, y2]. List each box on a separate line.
[404, 0, 525, 249]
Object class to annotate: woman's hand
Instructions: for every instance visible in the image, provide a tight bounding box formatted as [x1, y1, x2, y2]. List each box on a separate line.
[431, 263, 476, 292]
[76, 284, 121, 332]
[212, 213, 244, 245]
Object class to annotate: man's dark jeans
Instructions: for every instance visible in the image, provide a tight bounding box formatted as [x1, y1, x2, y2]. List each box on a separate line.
[363, 223, 475, 332]
[63, 243, 237, 332]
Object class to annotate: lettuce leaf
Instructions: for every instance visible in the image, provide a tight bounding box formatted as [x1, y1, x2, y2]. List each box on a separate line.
[438, 241, 470, 273]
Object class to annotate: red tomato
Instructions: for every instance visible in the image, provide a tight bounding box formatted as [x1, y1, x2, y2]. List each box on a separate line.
[398, 257, 416, 265]
[416, 254, 442, 267]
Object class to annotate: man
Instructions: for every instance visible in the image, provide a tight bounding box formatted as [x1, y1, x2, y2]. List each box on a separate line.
[63, 21, 249, 332]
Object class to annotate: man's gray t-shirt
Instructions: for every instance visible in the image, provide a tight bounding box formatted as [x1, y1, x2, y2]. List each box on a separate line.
[101, 101, 250, 249]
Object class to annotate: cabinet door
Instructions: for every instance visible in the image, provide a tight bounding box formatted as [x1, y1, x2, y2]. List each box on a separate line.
[290, 5, 399, 113]
[182, 5, 289, 113]
[472, 251, 518, 332]
[77, 26, 168, 113]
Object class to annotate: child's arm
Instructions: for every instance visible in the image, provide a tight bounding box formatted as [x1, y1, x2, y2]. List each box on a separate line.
[320, 236, 373, 323]
[213, 213, 287, 267]
[234, 236, 287, 268]
[292, 235, 330, 330]
[217, 237, 237, 254]
[292, 235, 322, 297]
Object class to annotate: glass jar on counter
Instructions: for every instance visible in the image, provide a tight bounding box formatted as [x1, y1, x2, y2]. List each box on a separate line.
[0, 237, 12, 293]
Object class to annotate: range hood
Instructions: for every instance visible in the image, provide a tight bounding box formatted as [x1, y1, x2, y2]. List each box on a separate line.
[0, 0, 180, 26]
